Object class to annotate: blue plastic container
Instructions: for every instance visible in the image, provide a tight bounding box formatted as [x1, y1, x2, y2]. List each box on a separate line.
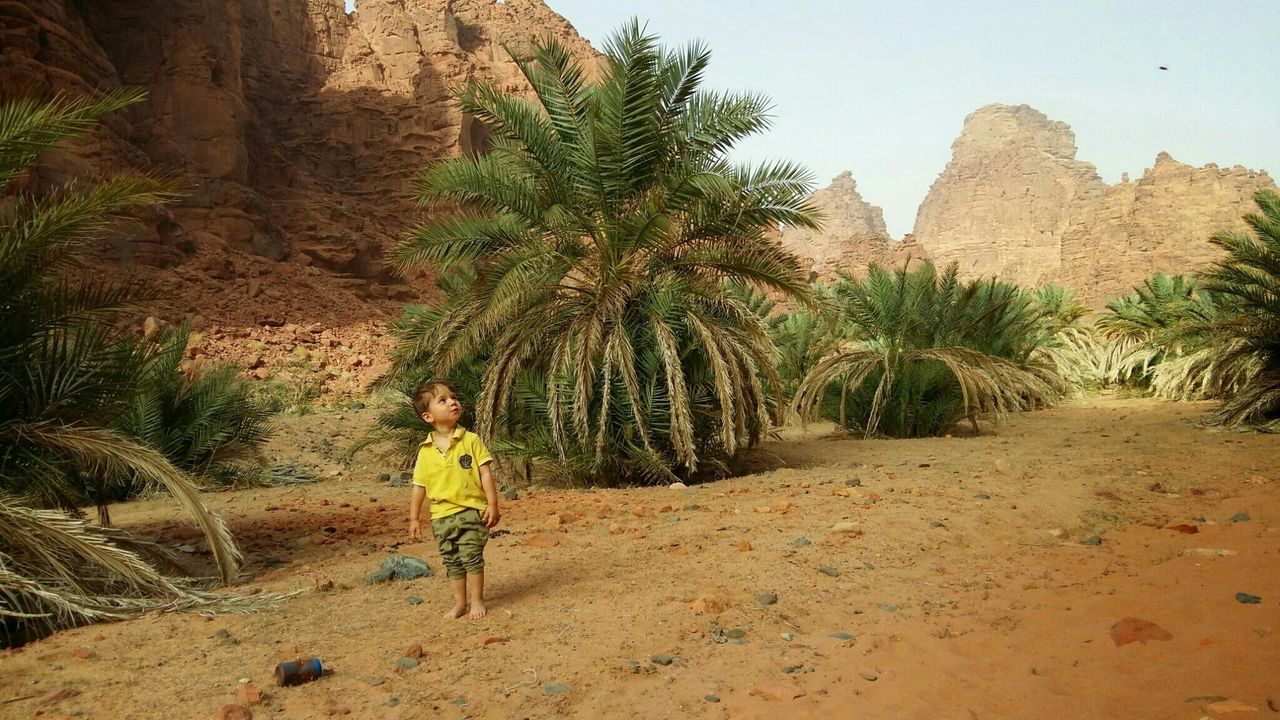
[275, 657, 324, 686]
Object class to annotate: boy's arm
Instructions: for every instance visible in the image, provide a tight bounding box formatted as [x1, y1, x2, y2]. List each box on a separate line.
[479, 462, 500, 528]
[408, 484, 427, 541]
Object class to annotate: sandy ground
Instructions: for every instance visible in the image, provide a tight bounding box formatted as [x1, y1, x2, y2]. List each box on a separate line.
[2, 396, 1278, 720]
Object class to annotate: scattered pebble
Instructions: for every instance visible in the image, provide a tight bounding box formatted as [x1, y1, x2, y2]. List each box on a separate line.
[1235, 592, 1262, 604]
[973, 492, 991, 500]
[449, 696, 467, 707]
[780, 632, 795, 641]
[1080, 535, 1103, 546]
[725, 628, 747, 639]
[793, 538, 811, 548]
[859, 671, 878, 682]
[830, 522, 861, 535]
[218, 705, 253, 720]
[1109, 617, 1173, 646]
[704, 694, 721, 703]
[829, 632, 854, 641]
[738, 539, 753, 552]
[929, 520, 945, 528]
[994, 458, 1011, 474]
[818, 566, 840, 577]
[542, 683, 570, 695]
[237, 683, 263, 706]
[502, 488, 519, 501]
[845, 478, 861, 487]
[669, 482, 688, 489]
[651, 655, 674, 666]
[1229, 512, 1250, 523]
[782, 664, 804, 674]
[755, 593, 778, 606]
[406, 595, 423, 606]
[368, 678, 386, 686]
[396, 658, 420, 669]
[387, 697, 400, 707]
[405, 644, 424, 659]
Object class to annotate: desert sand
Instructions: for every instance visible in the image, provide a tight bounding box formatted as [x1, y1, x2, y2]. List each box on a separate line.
[2, 396, 1277, 719]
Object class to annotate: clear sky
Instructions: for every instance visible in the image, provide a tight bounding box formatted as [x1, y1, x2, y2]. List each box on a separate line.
[348, 1, 1279, 237]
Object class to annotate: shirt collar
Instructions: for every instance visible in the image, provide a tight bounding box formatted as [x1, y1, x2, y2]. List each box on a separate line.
[422, 426, 466, 445]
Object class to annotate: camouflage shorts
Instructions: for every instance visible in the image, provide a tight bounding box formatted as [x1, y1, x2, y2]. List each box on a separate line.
[431, 508, 488, 579]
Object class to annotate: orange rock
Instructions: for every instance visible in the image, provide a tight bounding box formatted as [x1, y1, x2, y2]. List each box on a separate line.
[833, 488, 850, 497]
[237, 683, 263, 705]
[658, 504, 673, 513]
[218, 705, 253, 720]
[633, 505, 650, 517]
[750, 682, 805, 701]
[523, 533, 560, 548]
[776, 501, 792, 513]
[798, 482, 810, 488]
[405, 643, 424, 659]
[608, 523, 623, 535]
[754, 506, 772, 514]
[690, 594, 728, 615]
[1109, 617, 1173, 646]
[480, 636, 509, 646]
[738, 539, 753, 552]
[1165, 523, 1199, 534]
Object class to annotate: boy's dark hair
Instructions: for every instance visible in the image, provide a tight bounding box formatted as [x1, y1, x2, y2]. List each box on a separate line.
[412, 380, 457, 418]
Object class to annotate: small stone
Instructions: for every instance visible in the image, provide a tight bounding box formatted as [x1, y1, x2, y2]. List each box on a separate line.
[449, 697, 467, 708]
[929, 520, 945, 528]
[776, 501, 792, 513]
[725, 628, 747, 639]
[380, 555, 433, 580]
[502, 488, 519, 501]
[651, 655, 674, 666]
[396, 657, 420, 669]
[782, 664, 803, 674]
[1049, 527, 1070, 540]
[754, 505, 772, 514]
[386, 697, 400, 707]
[994, 458, 1011, 474]
[1166, 523, 1199, 534]
[1181, 547, 1237, 557]
[368, 678, 386, 687]
[406, 595, 423, 606]
[1229, 512, 1250, 523]
[405, 644, 424, 659]
[738, 539, 753, 552]
[691, 594, 729, 615]
[71, 647, 93, 659]
[608, 523, 623, 535]
[214, 629, 231, 640]
[219, 705, 253, 720]
[1109, 617, 1173, 646]
[669, 482, 688, 489]
[829, 632, 854, 641]
[830, 522, 861, 535]
[1204, 699, 1260, 713]
[704, 694, 721, 703]
[792, 537, 811, 548]
[142, 316, 162, 339]
[859, 671, 878, 682]
[237, 683, 263, 706]
[387, 471, 411, 487]
[523, 533, 560, 548]
[1080, 535, 1103, 546]
[755, 593, 778, 606]
[1235, 592, 1262, 604]
[818, 566, 840, 577]
[480, 636, 508, 646]
[845, 478, 861, 487]
[542, 683, 570, 696]
[973, 492, 991, 500]
[683, 503, 702, 511]
[364, 569, 394, 584]
[780, 632, 795, 641]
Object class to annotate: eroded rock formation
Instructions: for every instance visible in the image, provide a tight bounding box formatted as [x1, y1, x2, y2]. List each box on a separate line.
[779, 171, 923, 281]
[912, 104, 1274, 304]
[1, 0, 596, 318]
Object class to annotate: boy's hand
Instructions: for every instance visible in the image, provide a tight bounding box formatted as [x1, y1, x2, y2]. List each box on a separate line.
[409, 519, 421, 541]
[482, 505, 501, 529]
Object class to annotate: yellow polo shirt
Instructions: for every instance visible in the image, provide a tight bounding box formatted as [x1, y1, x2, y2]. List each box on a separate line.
[411, 426, 494, 520]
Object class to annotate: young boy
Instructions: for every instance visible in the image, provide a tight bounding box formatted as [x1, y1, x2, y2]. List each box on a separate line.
[407, 381, 500, 620]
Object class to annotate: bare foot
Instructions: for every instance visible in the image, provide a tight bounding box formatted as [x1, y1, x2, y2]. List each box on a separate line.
[467, 601, 487, 620]
[444, 604, 467, 620]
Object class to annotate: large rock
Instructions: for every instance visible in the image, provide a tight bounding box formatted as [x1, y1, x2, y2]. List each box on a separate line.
[912, 104, 1274, 304]
[780, 171, 923, 281]
[0, 0, 597, 288]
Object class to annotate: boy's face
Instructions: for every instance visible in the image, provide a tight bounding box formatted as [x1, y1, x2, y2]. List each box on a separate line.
[421, 386, 463, 427]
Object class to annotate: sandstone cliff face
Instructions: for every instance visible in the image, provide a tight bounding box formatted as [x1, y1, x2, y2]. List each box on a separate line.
[912, 104, 1108, 288]
[779, 171, 923, 282]
[912, 103, 1274, 304]
[1, 0, 596, 315]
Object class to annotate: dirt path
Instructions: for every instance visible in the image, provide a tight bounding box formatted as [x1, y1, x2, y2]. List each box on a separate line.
[3, 397, 1278, 719]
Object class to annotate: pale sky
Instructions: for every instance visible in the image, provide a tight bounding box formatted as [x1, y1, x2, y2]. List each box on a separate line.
[347, 1, 1279, 237]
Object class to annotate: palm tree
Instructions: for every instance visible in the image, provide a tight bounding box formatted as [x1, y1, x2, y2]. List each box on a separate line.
[792, 261, 1065, 438]
[389, 22, 819, 481]
[1, 90, 248, 641]
[1095, 273, 1221, 387]
[1201, 189, 1280, 428]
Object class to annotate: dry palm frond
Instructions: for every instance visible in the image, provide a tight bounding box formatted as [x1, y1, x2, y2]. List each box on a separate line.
[3, 422, 240, 583]
[0, 494, 278, 643]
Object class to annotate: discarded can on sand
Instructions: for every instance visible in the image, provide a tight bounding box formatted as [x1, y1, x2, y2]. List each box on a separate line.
[275, 657, 324, 686]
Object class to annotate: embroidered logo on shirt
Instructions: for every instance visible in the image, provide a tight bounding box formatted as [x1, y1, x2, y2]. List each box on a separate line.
[459, 454, 474, 470]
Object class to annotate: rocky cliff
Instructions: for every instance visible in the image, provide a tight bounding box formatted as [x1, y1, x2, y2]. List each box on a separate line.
[778, 171, 923, 281]
[1, 0, 596, 318]
[912, 104, 1274, 304]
